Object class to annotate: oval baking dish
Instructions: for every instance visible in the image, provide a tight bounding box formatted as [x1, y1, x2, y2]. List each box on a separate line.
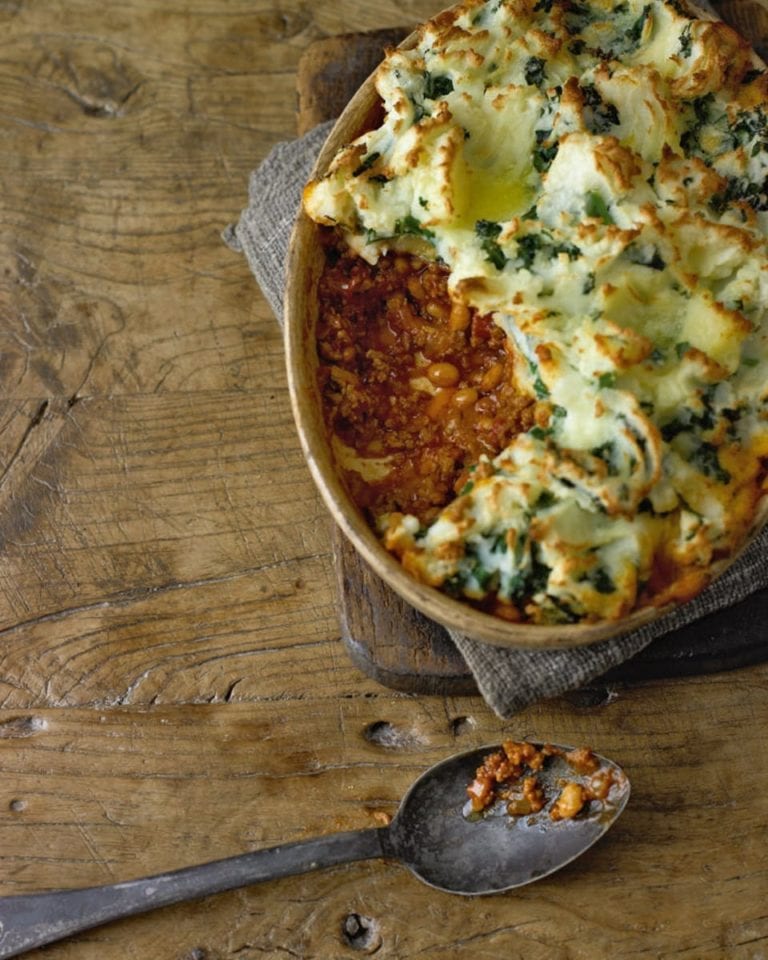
[285, 0, 768, 648]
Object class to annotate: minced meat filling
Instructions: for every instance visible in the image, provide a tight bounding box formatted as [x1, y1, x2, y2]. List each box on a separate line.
[466, 740, 616, 821]
[316, 232, 534, 525]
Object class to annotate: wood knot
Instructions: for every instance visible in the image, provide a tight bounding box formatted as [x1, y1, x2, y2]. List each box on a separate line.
[251, 9, 313, 42]
[341, 913, 381, 953]
[35, 42, 144, 118]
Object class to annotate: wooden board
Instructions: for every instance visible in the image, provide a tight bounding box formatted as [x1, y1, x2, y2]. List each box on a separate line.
[298, 24, 768, 695]
[3, 680, 768, 959]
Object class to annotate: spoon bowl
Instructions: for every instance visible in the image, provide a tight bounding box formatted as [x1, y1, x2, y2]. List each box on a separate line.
[0, 742, 629, 958]
[387, 742, 629, 895]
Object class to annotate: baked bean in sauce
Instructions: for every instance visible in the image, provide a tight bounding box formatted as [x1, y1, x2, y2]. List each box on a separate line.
[316, 233, 534, 525]
[466, 741, 616, 822]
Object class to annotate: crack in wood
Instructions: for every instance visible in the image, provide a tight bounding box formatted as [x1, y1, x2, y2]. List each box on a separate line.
[224, 679, 245, 703]
[0, 399, 50, 491]
[0, 551, 332, 641]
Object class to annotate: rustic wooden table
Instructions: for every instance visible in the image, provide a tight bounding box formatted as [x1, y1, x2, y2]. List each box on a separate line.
[0, 1, 767, 957]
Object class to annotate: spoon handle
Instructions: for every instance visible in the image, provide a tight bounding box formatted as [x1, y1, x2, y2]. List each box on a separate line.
[0, 827, 386, 958]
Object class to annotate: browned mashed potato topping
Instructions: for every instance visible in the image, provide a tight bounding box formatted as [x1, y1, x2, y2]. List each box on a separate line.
[306, 0, 768, 625]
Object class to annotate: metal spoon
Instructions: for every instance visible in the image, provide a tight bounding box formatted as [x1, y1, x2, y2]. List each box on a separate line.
[0, 741, 629, 958]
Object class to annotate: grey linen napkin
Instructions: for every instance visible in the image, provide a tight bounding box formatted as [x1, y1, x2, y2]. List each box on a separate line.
[225, 123, 768, 717]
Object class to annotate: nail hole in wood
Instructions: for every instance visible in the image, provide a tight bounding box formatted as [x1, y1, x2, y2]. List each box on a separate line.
[0, 716, 48, 739]
[363, 721, 423, 750]
[8, 799, 26, 813]
[450, 716, 474, 737]
[342, 913, 381, 953]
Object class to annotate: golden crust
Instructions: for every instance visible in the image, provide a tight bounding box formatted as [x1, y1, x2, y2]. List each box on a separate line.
[670, 21, 753, 97]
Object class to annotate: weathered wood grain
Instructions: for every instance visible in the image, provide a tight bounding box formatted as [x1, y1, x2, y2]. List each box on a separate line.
[0, 668, 766, 957]
[0, 0, 766, 957]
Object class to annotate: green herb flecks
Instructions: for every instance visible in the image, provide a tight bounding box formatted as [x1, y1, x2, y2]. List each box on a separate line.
[528, 360, 550, 399]
[470, 560, 496, 592]
[691, 441, 731, 484]
[627, 4, 652, 46]
[666, 0, 691, 16]
[524, 56, 546, 87]
[679, 22, 693, 57]
[587, 567, 616, 594]
[709, 174, 768, 215]
[545, 596, 581, 624]
[581, 84, 620, 134]
[626, 244, 666, 270]
[591, 440, 620, 476]
[507, 543, 551, 601]
[585, 191, 615, 224]
[364, 214, 436, 247]
[475, 219, 508, 270]
[352, 151, 381, 176]
[533, 137, 559, 173]
[423, 72, 454, 100]
[394, 215, 436, 240]
[491, 533, 509, 554]
[730, 106, 767, 149]
[660, 404, 715, 441]
[564, 0, 597, 36]
[534, 490, 557, 509]
[679, 93, 716, 156]
[533, 376, 550, 399]
[516, 231, 580, 270]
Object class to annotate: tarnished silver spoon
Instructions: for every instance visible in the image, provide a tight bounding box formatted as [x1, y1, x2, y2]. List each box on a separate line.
[0, 741, 629, 958]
